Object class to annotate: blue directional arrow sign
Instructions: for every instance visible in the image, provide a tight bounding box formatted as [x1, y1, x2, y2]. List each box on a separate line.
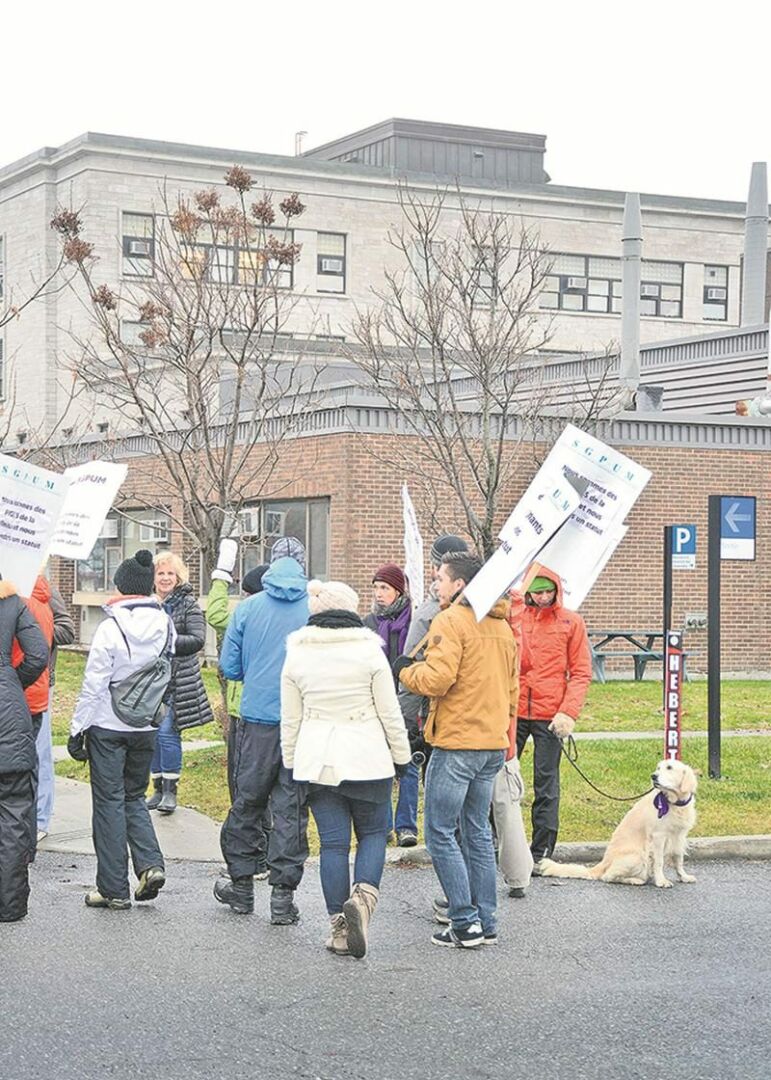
[720, 496, 756, 561]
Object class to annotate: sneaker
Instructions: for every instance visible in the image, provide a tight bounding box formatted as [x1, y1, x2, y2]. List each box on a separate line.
[432, 896, 450, 925]
[134, 866, 166, 902]
[84, 890, 131, 910]
[431, 922, 484, 949]
[397, 830, 418, 848]
[508, 886, 526, 899]
[482, 932, 498, 945]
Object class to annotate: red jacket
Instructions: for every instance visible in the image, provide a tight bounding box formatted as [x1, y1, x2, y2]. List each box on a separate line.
[514, 570, 591, 723]
[12, 576, 54, 715]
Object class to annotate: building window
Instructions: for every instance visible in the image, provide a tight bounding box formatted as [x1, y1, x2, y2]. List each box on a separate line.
[316, 233, 346, 293]
[237, 498, 329, 581]
[540, 254, 683, 317]
[122, 213, 155, 277]
[75, 509, 171, 592]
[180, 229, 294, 290]
[703, 265, 728, 321]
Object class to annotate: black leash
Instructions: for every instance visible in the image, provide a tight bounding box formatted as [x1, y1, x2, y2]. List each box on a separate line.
[558, 735, 654, 802]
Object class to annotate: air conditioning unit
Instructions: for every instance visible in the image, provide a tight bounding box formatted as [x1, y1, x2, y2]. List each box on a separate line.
[640, 284, 659, 298]
[128, 239, 151, 256]
[320, 257, 344, 274]
[139, 519, 168, 542]
[100, 518, 119, 540]
[706, 287, 726, 301]
[238, 508, 259, 535]
[564, 276, 587, 290]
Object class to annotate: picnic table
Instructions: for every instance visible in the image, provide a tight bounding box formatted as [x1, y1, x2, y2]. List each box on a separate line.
[588, 630, 690, 683]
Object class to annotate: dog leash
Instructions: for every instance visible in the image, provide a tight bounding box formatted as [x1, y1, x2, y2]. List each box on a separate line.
[558, 734, 654, 802]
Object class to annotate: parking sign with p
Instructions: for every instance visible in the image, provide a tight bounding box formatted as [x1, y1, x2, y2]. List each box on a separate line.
[672, 524, 696, 569]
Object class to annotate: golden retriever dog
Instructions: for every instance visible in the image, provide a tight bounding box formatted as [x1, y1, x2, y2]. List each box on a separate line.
[540, 759, 698, 888]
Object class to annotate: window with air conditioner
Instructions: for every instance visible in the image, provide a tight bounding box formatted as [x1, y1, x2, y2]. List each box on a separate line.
[565, 276, 587, 290]
[236, 499, 330, 582]
[540, 253, 682, 317]
[122, 213, 155, 277]
[317, 233, 346, 293]
[703, 265, 728, 321]
[640, 284, 659, 298]
[77, 509, 170, 592]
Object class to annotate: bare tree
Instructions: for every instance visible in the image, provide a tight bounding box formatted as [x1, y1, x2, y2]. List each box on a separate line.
[50, 168, 320, 570]
[349, 187, 557, 558]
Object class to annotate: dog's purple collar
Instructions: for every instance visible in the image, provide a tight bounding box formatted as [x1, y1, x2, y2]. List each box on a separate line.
[653, 792, 694, 818]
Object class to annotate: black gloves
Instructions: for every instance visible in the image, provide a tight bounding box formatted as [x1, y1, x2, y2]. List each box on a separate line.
[393, 655, 416, 679]
[67, 733, 89, 762]
[395, 761, 412, 779]
[407, 723, 426, 756]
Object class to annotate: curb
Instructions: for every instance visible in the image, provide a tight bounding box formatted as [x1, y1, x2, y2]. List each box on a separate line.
[388, 834, 771, 867]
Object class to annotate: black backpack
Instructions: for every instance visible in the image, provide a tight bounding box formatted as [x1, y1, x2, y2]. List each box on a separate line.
[109, 615, 174, 728]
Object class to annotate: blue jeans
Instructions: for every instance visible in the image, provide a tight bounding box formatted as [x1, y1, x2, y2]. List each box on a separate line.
[36, 692, 55, 832]
[309, 787, 390, 915]
[389, 762, 419, 833]
[424, 748, 505, 935]
[149, 709, 182, 778]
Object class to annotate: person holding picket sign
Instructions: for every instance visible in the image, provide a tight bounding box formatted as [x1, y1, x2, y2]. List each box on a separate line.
[69, 549, 175, 910]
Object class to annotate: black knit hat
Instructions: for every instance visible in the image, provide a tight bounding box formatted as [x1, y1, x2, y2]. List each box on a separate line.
[114, 548, 155, 596]
[242, 563, 269, 595]
[430, 533, 469, 567]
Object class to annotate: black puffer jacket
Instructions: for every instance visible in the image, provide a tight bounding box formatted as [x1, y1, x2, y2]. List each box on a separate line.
[0, 583, 50, 774]
[163, 583, 214, 731]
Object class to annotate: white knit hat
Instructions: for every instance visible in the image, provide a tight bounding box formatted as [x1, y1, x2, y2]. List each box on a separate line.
[307, 579, 359, 615]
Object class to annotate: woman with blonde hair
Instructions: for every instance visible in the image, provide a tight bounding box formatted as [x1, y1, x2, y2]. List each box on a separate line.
[148, 551, 213, 813]
[281, 580, 411, 959]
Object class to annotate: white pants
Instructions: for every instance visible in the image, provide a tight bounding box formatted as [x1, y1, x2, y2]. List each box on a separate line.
[492, 758, 534, 889]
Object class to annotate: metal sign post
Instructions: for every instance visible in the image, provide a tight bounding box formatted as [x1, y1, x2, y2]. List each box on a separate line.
[707, 496, 722, 778]
[664, 631, 684, 761]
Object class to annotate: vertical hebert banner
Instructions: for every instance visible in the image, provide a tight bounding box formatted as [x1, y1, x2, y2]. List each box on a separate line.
[0, 454, 70, 596]
[664, 631, 684, 761]
[401, 484, 424, 607]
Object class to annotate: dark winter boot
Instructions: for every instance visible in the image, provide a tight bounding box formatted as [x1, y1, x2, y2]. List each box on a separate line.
[213, 875, 254, 914]
[270, 884, 300, 925]
[145, 776, 163, 811]
[157, 779, 178, 815]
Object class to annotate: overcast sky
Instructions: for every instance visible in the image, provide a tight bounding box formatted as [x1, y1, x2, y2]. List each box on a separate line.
[4, 0, 769, 202]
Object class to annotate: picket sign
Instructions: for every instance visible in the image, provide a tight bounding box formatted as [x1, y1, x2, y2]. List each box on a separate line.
[465, 424, 652, 622]
[401, 484, 425, 607]
[49, 461, 128, 560]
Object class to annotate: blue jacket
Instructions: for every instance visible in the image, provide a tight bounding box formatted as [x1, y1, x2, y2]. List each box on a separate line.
[219, 557, 309, 724]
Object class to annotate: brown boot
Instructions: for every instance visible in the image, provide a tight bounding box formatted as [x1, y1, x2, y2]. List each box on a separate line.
[325, 913, 349, 955]
[343, 883, 378, 959]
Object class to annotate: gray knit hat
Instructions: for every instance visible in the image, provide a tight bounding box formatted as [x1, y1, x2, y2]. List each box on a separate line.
[430, 533, 469, 567]
[270, 536, 306, 572]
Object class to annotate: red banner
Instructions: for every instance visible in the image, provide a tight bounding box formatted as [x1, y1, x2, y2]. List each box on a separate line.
[664, 631, 684, 761]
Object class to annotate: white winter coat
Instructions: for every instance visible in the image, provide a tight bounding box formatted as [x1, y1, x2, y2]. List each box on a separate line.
[71, 598, 175, 736]
[280, 624, 412, 786]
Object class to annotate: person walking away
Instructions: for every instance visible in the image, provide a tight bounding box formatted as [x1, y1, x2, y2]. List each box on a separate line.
[516, 571, 591, 871]
[397, 551, 517, 948]
[147, 553, 213, 814]
[68, 550, 173, 909]
[206, 535, 271, 877]
[214, 547, 310, 924]
[282, 580, 411, 959]
[0, 578, 49, 922]
[35, 581, 75, 841]
[364, 563, 416, 847]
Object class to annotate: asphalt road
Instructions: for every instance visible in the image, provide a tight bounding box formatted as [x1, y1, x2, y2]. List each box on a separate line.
[2, 854, 769, 1080]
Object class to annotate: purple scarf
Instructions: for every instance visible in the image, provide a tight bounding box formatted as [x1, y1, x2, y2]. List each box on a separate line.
[372, 596, 412, 659]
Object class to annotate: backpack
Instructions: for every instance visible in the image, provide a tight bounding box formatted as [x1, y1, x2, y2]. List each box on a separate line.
[109, 615, 175, 729]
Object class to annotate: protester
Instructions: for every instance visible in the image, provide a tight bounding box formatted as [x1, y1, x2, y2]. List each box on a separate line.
[35, 583, 75, 841]
[147, 553, 213, 814]
[516, 570, 592, 871]
[364, 562, 416, 847]
[281, 579, 411, 958]
[397, 551, 517, 948]
[214, 540, 309, 923]
[69, 549, 172, 909]
[0, 578, 49, 922]
[206, 536, 271, 876]
[398, 534, 469, 766]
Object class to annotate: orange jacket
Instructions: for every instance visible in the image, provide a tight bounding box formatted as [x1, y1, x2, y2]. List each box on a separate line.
[12, 576, 54, 715]
[515, 570, 591, 722]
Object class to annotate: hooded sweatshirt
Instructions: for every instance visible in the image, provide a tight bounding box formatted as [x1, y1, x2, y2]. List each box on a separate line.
[70, 597, 175, 736]
[12, 575, 54, 715]
[220, 556, 309, 725]
[516, 570, 592, 722]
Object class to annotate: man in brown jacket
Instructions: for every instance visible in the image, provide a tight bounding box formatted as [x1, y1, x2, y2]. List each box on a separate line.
[397, 552, 518, 949]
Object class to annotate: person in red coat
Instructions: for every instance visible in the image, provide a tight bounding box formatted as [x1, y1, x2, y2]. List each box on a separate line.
[515, 570, 592, 869]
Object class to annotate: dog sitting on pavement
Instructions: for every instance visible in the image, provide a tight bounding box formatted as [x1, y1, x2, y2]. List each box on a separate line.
[539, 759, 698, 888]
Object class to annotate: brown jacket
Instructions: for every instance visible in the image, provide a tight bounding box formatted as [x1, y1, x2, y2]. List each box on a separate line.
[399, 598, 518, 751]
